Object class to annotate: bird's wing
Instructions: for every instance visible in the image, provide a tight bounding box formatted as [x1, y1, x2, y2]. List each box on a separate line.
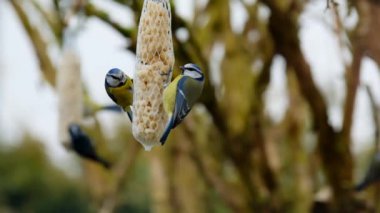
[105, 85, 118, 104]
[171, 77, 192, 128]
[160, 78, 190, 145]
[125, 107, 133, 122]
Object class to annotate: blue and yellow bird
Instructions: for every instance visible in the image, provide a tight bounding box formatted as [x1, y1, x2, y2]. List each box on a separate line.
[67, 124, 111, 169]
[160, 63, 205, 144]
[105, 68, 134, 121]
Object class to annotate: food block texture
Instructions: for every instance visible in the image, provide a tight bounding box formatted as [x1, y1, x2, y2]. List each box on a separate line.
[132, 0, 174, 150]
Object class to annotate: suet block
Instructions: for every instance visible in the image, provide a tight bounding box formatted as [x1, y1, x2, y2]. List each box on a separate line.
[132, 0, 174, 151]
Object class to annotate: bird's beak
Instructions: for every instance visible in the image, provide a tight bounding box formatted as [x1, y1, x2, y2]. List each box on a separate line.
[180, 66, 185, 73]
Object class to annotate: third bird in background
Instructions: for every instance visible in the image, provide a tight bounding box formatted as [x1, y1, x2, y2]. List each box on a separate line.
[67, 123, 111, 169]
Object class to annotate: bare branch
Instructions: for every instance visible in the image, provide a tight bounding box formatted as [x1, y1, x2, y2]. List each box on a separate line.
[84, 3, 134, 39]
[259, 0, 355, 210]
[10, 0, 56, 87]
[31, 0, 63, 44]
[99, 142, 140, 213]
[182, 121, 250, 212]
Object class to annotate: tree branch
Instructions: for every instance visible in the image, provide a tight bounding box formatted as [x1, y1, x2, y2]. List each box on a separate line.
[182, 121, 250, 212]
[99, 142, 140, 213]
[10, 0, 56, 87]
[84, 3, 134, 39]
[31, 0, 63, 44]
[260, 1, 355, 210]
[341, 44, 363, 144]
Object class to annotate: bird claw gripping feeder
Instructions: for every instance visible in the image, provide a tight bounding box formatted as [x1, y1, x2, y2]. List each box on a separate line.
[133, 0, 174, 151]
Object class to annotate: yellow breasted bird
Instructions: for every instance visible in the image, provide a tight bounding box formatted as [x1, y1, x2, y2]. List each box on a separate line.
[105, 68, 133, 121]
[160, 63, 205, 144]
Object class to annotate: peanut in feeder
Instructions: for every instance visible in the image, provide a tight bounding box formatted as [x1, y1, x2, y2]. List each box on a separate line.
[132, 0, 174, 151]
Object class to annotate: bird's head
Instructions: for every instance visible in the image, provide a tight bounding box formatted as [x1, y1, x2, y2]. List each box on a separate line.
[180, 63, 204, 81]
[105, 68, 128, 88]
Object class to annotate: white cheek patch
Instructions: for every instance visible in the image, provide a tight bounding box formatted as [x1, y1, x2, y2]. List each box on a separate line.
[107, 77, 120, 87]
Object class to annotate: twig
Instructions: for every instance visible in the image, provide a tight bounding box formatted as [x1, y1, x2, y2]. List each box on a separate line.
[182, 121, 249, 212]
[259, 0, 355, 210]
[84, 3, 134, 38]
[328, 0, 351, 68]
[251, 53, 277, 193]
[340, 0, 370, 150]
[10, 0, 56, 87]
[31, 0, 63, 44]
[99, 142, 140, 213]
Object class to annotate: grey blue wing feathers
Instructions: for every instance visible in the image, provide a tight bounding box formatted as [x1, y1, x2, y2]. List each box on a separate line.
[172, 78, 192, 128]
[160, 78, 191, 144]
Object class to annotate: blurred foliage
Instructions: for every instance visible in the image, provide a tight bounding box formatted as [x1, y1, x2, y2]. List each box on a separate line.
[4, 0, 380, 212]
[115, 153, 150, 213]
[0, 137, 90, 212]
[0, 135, 153, 213]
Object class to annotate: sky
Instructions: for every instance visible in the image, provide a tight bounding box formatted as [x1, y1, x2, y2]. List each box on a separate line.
[1, 0, 380, 171]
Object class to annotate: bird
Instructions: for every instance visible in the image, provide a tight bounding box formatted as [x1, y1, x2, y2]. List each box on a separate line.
[67, 123, 111, 169]
[355, 152, 380, 191]
[160, 63, 205, 144]
[105, 68, 134, 122]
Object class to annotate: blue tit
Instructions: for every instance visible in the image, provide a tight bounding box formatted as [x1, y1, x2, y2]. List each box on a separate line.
[105, 68, 134, 121]
[160, 63, 205, 144]
[355, 152, 380, 191]
[67, 124, 111, 169]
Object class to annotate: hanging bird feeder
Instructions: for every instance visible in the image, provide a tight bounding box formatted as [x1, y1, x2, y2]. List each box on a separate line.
[132, 0, 174, 151]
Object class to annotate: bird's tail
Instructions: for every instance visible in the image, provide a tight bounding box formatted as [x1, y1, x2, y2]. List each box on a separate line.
[160, 116, 173, 145]
[126, 108, 133, 122]
[355, 180, 369, 192]
[96, 157, 112, 169]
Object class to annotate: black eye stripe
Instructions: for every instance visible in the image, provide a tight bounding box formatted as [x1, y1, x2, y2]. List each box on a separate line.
[186, 67, 201, 73]
[109, 75, 121, 80]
